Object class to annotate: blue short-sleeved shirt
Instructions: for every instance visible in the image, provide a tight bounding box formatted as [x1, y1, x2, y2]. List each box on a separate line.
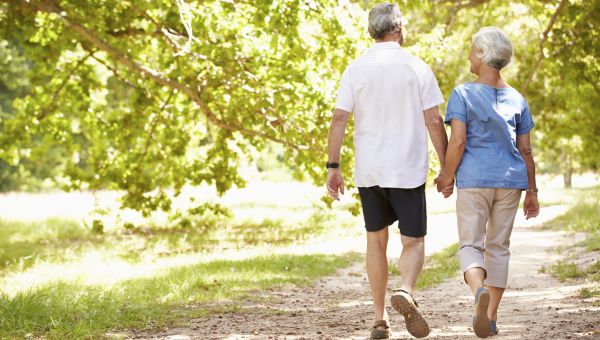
[444, 83, 534, 189]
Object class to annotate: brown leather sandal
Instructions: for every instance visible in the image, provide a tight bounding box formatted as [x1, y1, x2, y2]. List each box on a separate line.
[390, 289, 430, 338]
[370, 319, 391, 339]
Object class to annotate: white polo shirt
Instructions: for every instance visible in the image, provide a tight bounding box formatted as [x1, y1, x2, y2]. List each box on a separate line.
[335, 42, 444, 188]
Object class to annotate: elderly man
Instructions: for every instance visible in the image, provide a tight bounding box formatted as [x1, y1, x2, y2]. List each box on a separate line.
[326, 3, 448, 339]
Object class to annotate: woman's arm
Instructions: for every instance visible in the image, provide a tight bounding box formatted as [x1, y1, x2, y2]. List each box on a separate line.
[517, 133, 540, 219]
[435, 119, 467, 195]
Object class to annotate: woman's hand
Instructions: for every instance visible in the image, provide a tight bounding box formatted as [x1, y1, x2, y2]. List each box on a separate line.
[523, 192, 539, 219]
[434, 173, 455, 198]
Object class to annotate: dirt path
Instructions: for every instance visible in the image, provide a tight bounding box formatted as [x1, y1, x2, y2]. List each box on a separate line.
[133, 209, 600, 340]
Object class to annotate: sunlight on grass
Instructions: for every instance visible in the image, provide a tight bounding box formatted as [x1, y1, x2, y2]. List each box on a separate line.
[0, 219, 93, 271]
[416, 243, 460, 289]
[579, 286, 600, 306]
[541, 260, 600, 283]
[0, 253, 359, 339]
[388, 243, 459, 289]
[538, 185, 600, 251]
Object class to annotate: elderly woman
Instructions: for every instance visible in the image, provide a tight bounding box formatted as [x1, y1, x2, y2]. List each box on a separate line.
[435, 27, 540, 338]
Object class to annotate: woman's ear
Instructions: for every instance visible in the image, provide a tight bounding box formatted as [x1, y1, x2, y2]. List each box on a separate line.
[476, 48, 485, 59]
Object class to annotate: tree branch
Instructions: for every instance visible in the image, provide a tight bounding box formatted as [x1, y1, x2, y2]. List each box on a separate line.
[88, 53, 139, 89]
[522, 0, 568, 94]
[137, 89, 175, 165]
[27, 0, 306, 150]
[435, 0, 491, 10]
[38, 51, 93, 121]
[579, 68, 600, 97]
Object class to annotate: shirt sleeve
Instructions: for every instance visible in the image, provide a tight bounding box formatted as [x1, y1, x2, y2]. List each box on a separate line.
[444, 88, 467, 125]
[335, 69, 354, 112]
[418, 63, 445, 110]
[516, 98, 534, 135]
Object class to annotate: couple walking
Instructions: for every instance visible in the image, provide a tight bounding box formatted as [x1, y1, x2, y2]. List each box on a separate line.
[326, 3, 540, 339]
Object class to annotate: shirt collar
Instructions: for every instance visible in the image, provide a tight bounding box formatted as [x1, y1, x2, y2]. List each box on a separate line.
[368, 41, 402, 51]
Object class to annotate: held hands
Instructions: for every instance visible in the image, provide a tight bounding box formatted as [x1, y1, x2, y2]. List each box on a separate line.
[523, 192, 540, 219]
[434, 172, 454, 198]
[326, 169, 344, 201]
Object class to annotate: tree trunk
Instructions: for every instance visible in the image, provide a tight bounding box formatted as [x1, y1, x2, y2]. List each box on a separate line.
[563, 170, 572, 188]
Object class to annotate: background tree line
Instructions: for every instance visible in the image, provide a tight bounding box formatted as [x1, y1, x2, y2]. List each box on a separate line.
[0, 0, 598, 215]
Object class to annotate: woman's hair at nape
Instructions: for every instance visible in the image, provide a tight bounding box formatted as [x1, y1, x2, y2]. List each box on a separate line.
[473, 27, 513, 70]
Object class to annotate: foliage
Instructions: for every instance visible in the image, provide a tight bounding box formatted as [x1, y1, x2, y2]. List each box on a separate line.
[0, 0, 368, 214]
[0, 0, 598, 213]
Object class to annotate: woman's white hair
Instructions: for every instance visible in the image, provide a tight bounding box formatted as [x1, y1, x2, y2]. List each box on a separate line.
[368, 3, 405, 40]
[472, 27, 513, 70]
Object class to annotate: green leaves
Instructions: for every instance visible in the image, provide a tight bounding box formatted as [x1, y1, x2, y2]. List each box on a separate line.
[0, 0, 367, 215]
[1, 0, 598, 214]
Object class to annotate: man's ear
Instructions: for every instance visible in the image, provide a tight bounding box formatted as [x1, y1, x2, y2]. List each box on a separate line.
[397, 26, 404, 45]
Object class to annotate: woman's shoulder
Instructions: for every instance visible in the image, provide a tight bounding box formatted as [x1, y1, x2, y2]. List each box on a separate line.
[453, 82, 525, 98]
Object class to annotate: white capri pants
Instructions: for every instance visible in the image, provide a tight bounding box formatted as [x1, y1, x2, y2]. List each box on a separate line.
[456, 188, 522, 288]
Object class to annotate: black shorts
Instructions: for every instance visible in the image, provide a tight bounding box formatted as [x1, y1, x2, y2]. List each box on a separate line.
[357, 184, 427, 237]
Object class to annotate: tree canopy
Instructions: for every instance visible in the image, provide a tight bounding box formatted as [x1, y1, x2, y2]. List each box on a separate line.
[1, 0, 598, 214]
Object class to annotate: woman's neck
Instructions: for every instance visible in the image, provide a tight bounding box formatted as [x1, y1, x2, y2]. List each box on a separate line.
[475, 66, 509, 88]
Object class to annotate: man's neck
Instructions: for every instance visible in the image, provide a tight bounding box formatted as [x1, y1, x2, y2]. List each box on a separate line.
[375, 33, 402, 45]
[375, 39, 400, 44]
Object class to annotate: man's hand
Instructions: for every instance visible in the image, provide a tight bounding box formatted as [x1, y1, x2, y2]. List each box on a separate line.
[523, 192, 539, 219]
[326, 169, 345, 201]
[434, 173, 454, 198]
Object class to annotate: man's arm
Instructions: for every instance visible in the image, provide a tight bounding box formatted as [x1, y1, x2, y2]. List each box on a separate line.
[424, 106, 448, 166]
[326, 109, 351, 200]
[327, 109, 351, 164]
[517, 133, 539, 219]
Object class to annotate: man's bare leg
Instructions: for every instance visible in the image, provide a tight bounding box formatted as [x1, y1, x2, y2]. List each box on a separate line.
[398, 235, 425, 294]
[390, 234, 430, 338]
[366, 226, 390, 322]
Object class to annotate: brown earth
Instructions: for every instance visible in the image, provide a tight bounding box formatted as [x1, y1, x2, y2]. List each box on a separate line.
[131, 219, 600, 340]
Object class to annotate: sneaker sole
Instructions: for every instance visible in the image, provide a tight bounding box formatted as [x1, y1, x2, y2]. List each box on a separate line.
[473, 291, 490, 338]
[391, 294, 430, 338]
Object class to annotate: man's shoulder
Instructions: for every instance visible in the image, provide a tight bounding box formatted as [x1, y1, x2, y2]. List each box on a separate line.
[400, 52, 436, 78]
[345, 51, 373, 71]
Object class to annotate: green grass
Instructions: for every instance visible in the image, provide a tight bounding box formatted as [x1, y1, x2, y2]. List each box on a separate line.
[0, 207, 335, 272]
[539, 186, 600, 238]
[537, 186, 600, 286]
[0, 252, 360, 339]
[579, 286, 600, 306]
[416, 244, 460, 289]
[541, 260, 600, 282]
[0, 202, 350, 338]
[0, 218, 98, 271]
[541, 260, 586, 281]
[388, 244, 460, 289]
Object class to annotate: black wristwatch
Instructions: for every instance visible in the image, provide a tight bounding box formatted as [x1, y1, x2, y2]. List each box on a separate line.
[326, 162, 340, 169]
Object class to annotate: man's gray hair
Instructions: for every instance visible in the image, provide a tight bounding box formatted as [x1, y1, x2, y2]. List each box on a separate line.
[472, 27, 513, 70]
[368, 3, 405, 40]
